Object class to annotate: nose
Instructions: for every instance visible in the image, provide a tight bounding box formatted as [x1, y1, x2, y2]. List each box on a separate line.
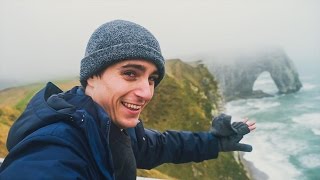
[134, 79, 154, 101]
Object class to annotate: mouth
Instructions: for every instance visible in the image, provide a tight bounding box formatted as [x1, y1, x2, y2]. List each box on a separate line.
[122, 102, 143, 111]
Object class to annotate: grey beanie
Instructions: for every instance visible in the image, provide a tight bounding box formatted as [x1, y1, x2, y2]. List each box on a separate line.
[80, 20, 165, 87]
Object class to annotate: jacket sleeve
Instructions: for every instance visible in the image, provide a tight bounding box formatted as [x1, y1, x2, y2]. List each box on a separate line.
[128, 122, 219, 169]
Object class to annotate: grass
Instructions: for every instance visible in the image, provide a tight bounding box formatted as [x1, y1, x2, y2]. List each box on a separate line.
[15, 84, 43, 111]
[138, 60, 248, 179]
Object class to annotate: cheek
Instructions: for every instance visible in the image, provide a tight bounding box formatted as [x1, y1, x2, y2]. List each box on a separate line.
[104, 85, 125, 105]
[94, 82, 113, 107]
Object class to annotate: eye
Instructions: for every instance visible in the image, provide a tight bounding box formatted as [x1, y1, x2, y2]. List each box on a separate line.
[123, 70, 137, 80]
[149, 75, 159, 84]
[124, 71, 135, 77]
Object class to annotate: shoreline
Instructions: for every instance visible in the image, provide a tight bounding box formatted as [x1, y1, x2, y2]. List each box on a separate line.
[235, 152, 269, 180]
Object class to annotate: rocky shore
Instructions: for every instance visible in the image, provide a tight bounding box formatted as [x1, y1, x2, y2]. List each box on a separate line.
[236, 152, 269, 180]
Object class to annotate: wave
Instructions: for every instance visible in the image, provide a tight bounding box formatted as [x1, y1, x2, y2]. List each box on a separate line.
[298, 154, 320, 169]
[243, 132, 302, 180]
[227, 86, 320, 180]
[292, 113, 320, 136]
[311, 129, 320, 135]
[257, 122, 286, 130]
[226, 98, 280, 116]
[247, 100, 280, 111]
[294, 103, 315, 110]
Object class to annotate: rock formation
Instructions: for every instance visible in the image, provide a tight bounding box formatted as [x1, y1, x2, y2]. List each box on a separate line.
[202, 48, 302, 101]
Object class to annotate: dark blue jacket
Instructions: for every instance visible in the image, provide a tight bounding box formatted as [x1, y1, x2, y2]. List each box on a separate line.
[0, 82, 219, 179]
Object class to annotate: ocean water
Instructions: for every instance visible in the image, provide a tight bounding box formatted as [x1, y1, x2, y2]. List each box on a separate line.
[225, 71, 320, 180]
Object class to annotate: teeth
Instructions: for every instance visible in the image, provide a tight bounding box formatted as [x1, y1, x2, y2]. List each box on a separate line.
[123, 102, 141, 110]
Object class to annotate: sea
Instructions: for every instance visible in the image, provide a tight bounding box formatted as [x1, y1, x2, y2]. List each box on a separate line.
[225, 66, 320, 180]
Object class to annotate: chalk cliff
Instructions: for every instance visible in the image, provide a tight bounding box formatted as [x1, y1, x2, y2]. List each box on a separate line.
[203, 48, 302, 101]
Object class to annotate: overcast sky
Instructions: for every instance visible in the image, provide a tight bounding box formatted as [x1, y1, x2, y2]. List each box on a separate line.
[0, 0, 319, 85]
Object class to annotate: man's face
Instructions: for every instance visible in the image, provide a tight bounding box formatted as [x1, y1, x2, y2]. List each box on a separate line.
[86, 59, 159, 129]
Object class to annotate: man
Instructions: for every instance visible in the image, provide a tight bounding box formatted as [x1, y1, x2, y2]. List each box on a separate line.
[0, 20, 255, 179]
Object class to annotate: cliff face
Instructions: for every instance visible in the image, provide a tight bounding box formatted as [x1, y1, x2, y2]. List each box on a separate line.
[204, 48, 302, 101]
[141, 59, 223, 131]
[139, 59, 249, 180]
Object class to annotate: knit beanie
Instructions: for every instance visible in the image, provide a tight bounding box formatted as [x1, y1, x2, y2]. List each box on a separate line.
[80, 20, 165, 87]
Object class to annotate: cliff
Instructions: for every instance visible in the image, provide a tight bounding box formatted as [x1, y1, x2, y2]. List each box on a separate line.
[139, 59, 249, 179]
[203, 48, 302, 101]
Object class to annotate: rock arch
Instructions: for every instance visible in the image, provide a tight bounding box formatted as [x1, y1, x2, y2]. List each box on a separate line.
[204, 48, 302, 101]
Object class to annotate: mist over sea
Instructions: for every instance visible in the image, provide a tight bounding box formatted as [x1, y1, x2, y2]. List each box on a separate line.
[226, 64, 320, 180]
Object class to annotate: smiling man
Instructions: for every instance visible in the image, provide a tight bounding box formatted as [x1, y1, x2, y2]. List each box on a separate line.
[85, 60, 158, 129]
[0, 20, 255, 180]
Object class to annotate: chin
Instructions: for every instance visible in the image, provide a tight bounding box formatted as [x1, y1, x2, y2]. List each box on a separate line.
[118, 118, 140, 129]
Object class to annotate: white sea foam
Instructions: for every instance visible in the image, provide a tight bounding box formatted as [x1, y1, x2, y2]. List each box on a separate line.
[246, 99, 280, 111]
[292, 113, 320, 136]
[312, 128, 320, 135]
[227, 98, 281, 113]
[225, 98, 280, 119]
[225, 99, 250, 115]
[294, 103, 314, 110]
[292, 113, 320, 124]
[226, 75, 320, 180]
[298, 154, 320, 169]
[226, 95, 280, 115]
[243, 132, 302, 180]
[272, 135, 307, 155]
[238, 117, 309, 180]
[258, 122, 286, 130]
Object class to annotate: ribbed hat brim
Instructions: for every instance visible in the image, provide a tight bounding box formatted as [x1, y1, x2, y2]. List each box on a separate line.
[80, 43, 165, 86]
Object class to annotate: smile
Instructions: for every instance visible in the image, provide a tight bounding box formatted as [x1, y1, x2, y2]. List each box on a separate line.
[122, 102, 142, 111]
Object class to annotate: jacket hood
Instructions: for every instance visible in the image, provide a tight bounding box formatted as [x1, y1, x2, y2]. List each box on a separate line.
[6, 82, 98, 151]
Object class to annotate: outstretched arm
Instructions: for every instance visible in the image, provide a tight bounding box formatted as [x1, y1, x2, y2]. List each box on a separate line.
[130, 114, 255, 169]
[128, 122, 220, 169]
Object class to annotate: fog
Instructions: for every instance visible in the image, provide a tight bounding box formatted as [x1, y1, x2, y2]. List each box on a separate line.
[0, 0, 319, 88]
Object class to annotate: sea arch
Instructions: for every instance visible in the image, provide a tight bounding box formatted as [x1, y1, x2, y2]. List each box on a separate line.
[206, 49, 303, 101]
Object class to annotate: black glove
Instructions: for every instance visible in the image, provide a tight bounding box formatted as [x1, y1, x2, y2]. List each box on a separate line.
[218, 134, 252, 152]
[210, 113, 252, 152]
[211, 113, 250, 137]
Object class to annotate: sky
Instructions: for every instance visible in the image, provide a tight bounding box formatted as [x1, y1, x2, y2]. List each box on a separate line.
[0, 0, 319, 87]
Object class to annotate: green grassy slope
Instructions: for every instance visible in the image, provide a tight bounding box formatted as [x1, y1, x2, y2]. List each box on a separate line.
[0, 60, 248, 179]
[0, 79, 79, 157]
[139, 59, 248, 179]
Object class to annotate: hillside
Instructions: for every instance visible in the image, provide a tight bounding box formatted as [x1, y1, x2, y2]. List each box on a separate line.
[0, 59, 249, 179]
[140, 59, 248, 179]
[0, 79, 79, 156]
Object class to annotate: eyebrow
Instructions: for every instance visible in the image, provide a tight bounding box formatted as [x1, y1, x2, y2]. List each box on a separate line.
[120, 63, 159, 75]
[122, 64, 146, 71]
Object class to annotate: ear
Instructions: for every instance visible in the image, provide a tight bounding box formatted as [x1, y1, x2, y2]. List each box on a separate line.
[86, 77, 96, 88]
[85, 76, 99, 93]
[84, 76, 97, 97]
